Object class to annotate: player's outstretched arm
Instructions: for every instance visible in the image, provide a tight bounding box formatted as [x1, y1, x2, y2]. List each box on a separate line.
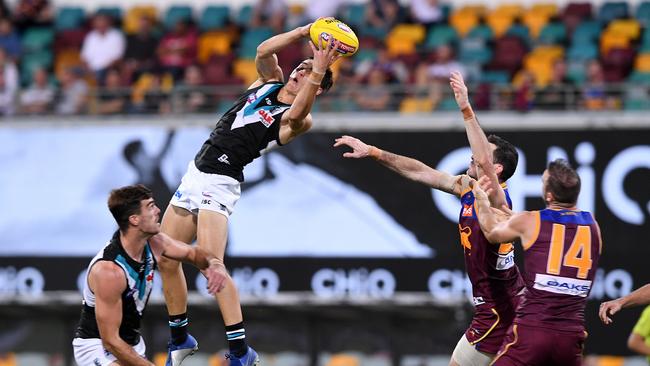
[90, 262, 155, 366]
[334, 135, 463, 196]
[450, 71, 508, 209]
[254, 23, 312, 86]
[599, 284, 650, 324]
[472, 176, 529, 243]
[149, 233, 228, 295]
[283, 36, 341, 133]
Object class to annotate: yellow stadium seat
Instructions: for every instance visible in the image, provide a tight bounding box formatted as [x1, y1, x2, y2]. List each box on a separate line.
[449, 11, 479, 36]
[400, 97, 434, 113]
[635, 54, 650, 72]
[600, 32, 631, 54]
[123, 6, 158, 35]
[494, 4, 524, 17]
[386, 36, 416, 56]
[523, 12, 550, 38]
[533, 45, 564, 59]
[233, 59, 258, 85]
[457, 5, 487, 16]
[606, 19, 641, 40]
[530, 3, 558, 17]
[389, 24, 426, 44]
[326, 354, 360, 366]
[55, 49, 82, 78]
[198, 31, 233, 63]
[486, 13, 514, 37]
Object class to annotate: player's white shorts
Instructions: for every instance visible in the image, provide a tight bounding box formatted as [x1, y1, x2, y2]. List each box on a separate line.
[72, 336, 146, 366]
[170, 160, 241, 218]
[451, 334, 493, 366]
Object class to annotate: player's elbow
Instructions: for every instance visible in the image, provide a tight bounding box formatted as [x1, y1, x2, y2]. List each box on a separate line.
[256, 43, 273, 58]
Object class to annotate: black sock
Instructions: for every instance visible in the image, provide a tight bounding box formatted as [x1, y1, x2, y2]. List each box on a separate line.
[169, 313, 189, 345]
[225, 321, 248, 357]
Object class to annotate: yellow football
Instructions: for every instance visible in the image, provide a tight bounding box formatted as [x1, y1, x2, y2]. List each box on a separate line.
[309, 17, 359, 57]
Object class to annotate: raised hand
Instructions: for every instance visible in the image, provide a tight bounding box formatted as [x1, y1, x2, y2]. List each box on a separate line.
[298, 22, 312, 37]
[333, 135, 372, 159]
[599, 299, 624, 325]
[449, 71, 470, 110]
[309, 33, 343, 74]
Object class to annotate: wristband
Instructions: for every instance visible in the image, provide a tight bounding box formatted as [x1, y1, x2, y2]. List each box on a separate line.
[368, 146, 382, 160]
[308, 74, 323, 86]
[461, 106, 474, 121]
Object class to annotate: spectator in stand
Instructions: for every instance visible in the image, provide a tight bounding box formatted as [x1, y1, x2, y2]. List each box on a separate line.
[81, 13, 126, 85]
[12, 0, 52, 31]
[0, 70, 14, 115]
[536, 59, 575, 110]
[19, 67, 54, 114]
[0, 19, 21, 61]
[131, 71, 173, 114]
[157, 20, 197, 81]
[356, 47, 409, 84]
[56, 67, 88, 115]
[123, 15, 159, 83]
[177, 64, 211, 113]
[354, 67, 392, 111]
[0, 47, 18, 98]
[410, 0, 443, 27]
[513, 70, 535, 112]
[583, 60, 619, 110]
[95, 68, 128, 115]
[366, 0, 403, 30]
[413, 44, 464, 108]
[251, 0, 288, 33]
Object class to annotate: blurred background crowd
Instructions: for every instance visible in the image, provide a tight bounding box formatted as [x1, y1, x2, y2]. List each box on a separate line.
[0, 0, 649, 115]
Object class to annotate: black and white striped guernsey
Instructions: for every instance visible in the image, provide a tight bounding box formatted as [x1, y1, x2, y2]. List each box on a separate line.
[74, 231, 157, 345]
[194, 81, 291, 182]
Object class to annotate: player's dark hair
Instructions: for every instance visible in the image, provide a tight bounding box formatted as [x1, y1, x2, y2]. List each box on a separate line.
[108, 184, 153, 232]
[305, 58, 334, 93]
[547, 159, 581, 205]
[488, 135, 518, 182]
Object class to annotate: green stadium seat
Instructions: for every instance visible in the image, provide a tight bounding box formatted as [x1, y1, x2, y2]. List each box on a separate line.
[597, 2, 628, 23]
[55, 7, 85, 31]
[567, 43, 599, 61]
[572, 21, 602, 43]
[628, 70, 650, 83]
[21, 28, 54, 52]
[200, 6, 230, 31]
[480, 71, 510, 84]
[164, 6, 193, 29]
[354, 48, 378, 62]
[506, 24, 529, 42]
[359, 26, 388, 40]
[424, 25, 458, 49]
[437, 97, 459, 111]
[459, 38, 492, 64]
[236, 5, 253, 26]
[467, 25, 494, 41]
[96, 7, 122, 21]
[637, 2, 650, 25]
[340, 3, 366, 28]
[538, 23, 566, 44]
[238, 27, 274, 59]
[567, 61, 587, 84]
[20, 50, 53, 85]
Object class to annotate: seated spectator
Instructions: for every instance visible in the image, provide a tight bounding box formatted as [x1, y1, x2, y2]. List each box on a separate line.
[583, 60, 619, 110]
[19, 67, 54, 114]
[354, 67, 392, 111]
[425, 44, 465, 81]
[131, 71, 173, 114]
[0, 47, 18, 98]
[95, 68, 128, 115]
[157, 20, 197, 81]
[536, 59, 576, 110]
[56, 67, 88, 115]
[366, 0, 403, 30]
[177, 64, 211, 113]
[12, 0, 52, 31]
[413, 45, 464, 108]
[0, 18, 21, 60]
[81, 13, 126, 85]
[356, 47, 409, 84]
[410, 0, 443, 27]
[0, 70, 14, 115]
[513, 70, 535, 112]
[251, 0, 287, 33]
[123, 15, 159, 83]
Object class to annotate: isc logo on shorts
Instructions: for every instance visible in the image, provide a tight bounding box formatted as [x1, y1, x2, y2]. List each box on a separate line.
[533, 274, 592, 297]
[495, 251, 515, 270]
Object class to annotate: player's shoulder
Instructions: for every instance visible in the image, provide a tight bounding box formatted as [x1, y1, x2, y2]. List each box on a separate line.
[91, 260, 125, 281]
